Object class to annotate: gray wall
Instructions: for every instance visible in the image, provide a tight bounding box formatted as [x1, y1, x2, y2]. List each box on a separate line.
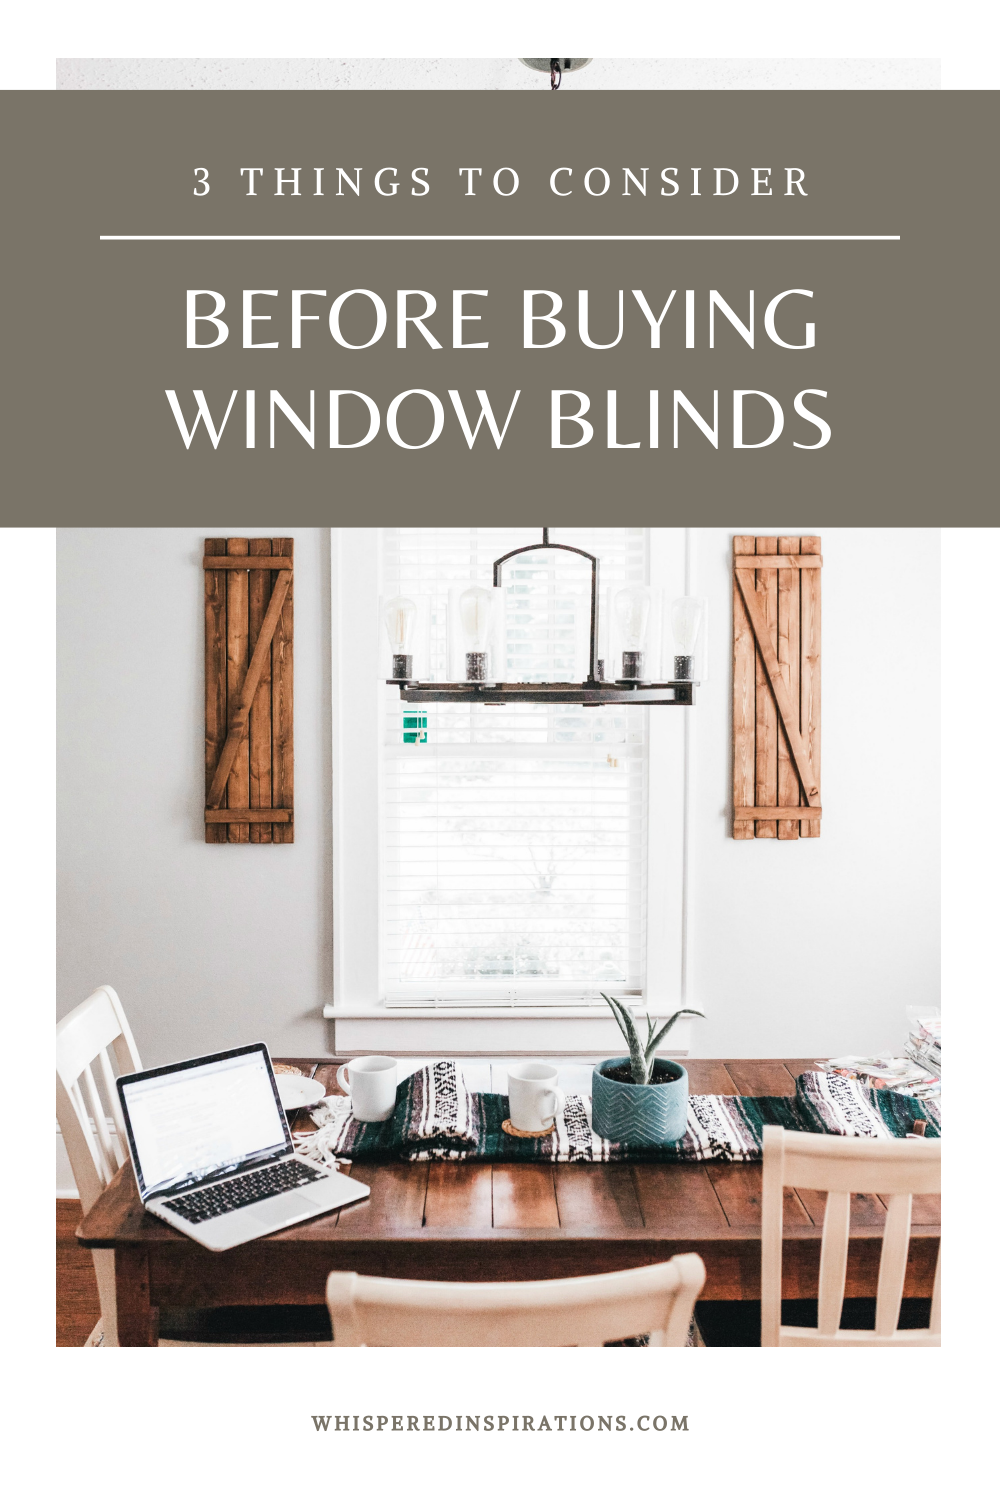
[58, 527, 939, 1066]
[57, 528, 332, 1064]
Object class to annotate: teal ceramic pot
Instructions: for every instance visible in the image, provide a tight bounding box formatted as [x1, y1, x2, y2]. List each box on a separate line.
[591, 1056, 689, 1145]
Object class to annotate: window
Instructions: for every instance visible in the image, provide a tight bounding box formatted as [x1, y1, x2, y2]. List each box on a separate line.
[380, 529, 649, 1004]
[331, 529, 688, 1049]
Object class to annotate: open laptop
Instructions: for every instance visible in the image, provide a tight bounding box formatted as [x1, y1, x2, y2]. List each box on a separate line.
[116, 1043, 369, 1251]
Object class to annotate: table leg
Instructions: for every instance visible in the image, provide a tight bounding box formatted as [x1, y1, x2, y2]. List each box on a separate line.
[115, 1246, 158, 1346]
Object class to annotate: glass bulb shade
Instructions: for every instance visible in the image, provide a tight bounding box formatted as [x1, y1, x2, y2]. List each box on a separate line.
[614, 585, 651, 652]
[671, 596, 704, 653]
[459, 585, 493, 651]
[382, 595, 417, 652]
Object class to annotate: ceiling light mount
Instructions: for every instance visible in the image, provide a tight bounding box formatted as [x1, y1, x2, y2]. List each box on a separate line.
[519, 58, 593, 90]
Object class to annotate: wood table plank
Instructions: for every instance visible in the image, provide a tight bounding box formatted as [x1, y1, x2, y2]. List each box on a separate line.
[725, 1059, 798, 1096]
[780, 1058, 819, 1083]
[424, 1164, 493, 1228]
[796, 1187, 887, 1227]
[705, 1162, 814, 1228]
[631, 1163, 729, 1230]
[909, 1194, 942, 1226]
[312, 1061, 345, 1096]
[492, 1164, 560, 1228]
[343, 1163, 429, 1232]
[685, 1059, 738, 1094]
[553, 1164, 644, 1229]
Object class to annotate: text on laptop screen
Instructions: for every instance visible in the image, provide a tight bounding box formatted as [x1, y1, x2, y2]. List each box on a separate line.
[121, 1051, 288, 1197]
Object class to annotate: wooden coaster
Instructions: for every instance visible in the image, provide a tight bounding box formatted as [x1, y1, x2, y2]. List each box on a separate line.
[502, 1117, 555, 1139]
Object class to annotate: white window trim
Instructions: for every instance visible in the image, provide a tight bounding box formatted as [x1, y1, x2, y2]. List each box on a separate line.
[328, 527, 695, 1055]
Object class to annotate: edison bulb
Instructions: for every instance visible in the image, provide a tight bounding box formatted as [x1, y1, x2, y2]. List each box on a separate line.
[383, 595, 417, 682]
[382, 595, 416, 652]
[670, 595, 703, 682]
[671, 597, 703, 652]
[459, 586, 493, 650]
[614, 585, 651, 651]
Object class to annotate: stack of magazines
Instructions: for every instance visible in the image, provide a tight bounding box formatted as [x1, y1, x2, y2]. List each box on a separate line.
[905, 1011, 941, 1077]
[814, 1013, 940, 1099]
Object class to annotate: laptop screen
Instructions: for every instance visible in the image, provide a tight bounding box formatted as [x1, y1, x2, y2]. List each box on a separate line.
[118, 1045, 292, 1199]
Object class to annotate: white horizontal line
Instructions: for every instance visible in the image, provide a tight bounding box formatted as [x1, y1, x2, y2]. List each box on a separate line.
[99, 233, 901, 243]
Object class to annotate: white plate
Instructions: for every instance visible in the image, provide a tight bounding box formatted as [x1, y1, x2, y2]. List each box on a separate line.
[276, 1075, 327, 1111]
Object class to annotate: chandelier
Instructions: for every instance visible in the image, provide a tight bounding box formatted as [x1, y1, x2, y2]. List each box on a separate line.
[382, 530, 703, 707]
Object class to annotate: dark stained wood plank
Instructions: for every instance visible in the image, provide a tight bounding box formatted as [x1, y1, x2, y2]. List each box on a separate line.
[777, 535, 801, 839]
[492, 1164, 560, 1228]
[57, 1199, 101, 1346]
[115, 1245, 157, 1346]
[424, 1164, 494, 1227]
[225, 537, 250, 842]
[630, 1164, 729, 1230]
[553, 1164, 644, 1229]
[706, 1161, 813, 1228]
[797, 1187, 887, 1228]
[207, 568, 292, 811]
[313, 1062, 346, 1096]
[754, 536, 779, 837]
[732, 535, 756, 838]
[271, 537, 294, 843]
[202, 555, 293, 570]
[204, 539, 228, 844]
[781, 1058, 820, 1084]
[725, 1059, 798, 1096]
[685, 1059, 738, 1094]
[205, 808, 292, 823]
[800, 535, 821, 838]
[339, 1163, 429, 1232]
[248, 538, 273, 843]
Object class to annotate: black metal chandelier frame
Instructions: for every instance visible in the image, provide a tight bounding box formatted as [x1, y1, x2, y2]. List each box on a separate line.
[388, 529, 698, 707]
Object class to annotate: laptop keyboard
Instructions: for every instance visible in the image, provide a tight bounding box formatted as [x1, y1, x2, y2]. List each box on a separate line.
[165, 1159, 328, 1223]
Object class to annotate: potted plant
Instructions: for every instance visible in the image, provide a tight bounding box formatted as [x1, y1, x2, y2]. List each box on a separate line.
[591, 994, 705, 1145]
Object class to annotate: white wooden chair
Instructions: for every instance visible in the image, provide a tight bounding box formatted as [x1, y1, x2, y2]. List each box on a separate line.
[56, 986, 333, 1347]
[761, 1124, 941, 1347]
[56, 985, 142, 1346]
[326, 1254, 706, 1346]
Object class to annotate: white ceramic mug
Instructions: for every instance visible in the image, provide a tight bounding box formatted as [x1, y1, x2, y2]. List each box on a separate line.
[507, 1062, 565, 1132]
[336, 1055, 398, 1122]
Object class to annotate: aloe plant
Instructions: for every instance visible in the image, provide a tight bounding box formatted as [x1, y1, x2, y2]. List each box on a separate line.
[600, 993, 705, 1085]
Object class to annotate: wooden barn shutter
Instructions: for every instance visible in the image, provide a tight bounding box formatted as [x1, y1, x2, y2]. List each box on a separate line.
[732, 534, 821, 839]
[204, 538, 294, 843]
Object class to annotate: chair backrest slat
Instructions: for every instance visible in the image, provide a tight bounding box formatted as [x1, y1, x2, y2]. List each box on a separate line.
[56, 986, 142, 1213]
[327, 1255, 706, 1347]
[761, 1124, 940, 1348]
[816, 1191, 851, 1336]
[874, 1194, 913, 1337]
[96, 1046, 127, 1165]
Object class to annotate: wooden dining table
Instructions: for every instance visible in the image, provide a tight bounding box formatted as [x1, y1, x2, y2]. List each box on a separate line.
[77, 1057, 941, 1345]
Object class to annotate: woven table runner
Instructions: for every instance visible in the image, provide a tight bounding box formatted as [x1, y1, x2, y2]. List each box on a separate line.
[295, 1061, 941, 1168]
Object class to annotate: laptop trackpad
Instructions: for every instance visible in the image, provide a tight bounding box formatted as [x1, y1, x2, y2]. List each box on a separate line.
[247, 1192, 324, 1230]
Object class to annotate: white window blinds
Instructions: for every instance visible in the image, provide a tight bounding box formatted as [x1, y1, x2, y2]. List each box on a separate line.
[379, 528, 649, 1005]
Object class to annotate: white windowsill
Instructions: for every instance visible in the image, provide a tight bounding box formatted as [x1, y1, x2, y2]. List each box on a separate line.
[323, 1003, 691, 1023]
